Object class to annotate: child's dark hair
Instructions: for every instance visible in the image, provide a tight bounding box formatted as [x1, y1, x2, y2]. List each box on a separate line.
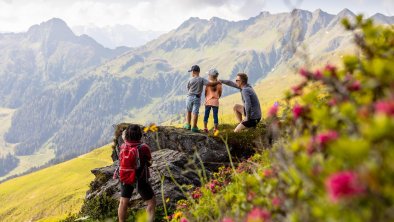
[125, 124, 142, 141]
[112, 123, 130, 150]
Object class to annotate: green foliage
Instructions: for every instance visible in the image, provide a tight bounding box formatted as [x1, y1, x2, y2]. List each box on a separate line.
[80, 193, 119, 220]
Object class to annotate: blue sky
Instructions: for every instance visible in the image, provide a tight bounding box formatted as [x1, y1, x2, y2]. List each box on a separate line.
[0, 0, 392, 32]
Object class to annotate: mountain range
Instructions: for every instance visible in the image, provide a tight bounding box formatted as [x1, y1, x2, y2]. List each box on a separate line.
[0, 9, 392, 181]
[72, 24, 164, 48]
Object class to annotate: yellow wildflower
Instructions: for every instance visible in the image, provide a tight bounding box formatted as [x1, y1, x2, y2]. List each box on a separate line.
[214, 130, 220, 137]
[149, 124, 158, 132]
[173, 211, 183, 219]
[143, 127, 149, 133]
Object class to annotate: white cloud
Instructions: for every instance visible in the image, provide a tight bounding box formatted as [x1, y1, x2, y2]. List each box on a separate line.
[0, 0, 390, 33]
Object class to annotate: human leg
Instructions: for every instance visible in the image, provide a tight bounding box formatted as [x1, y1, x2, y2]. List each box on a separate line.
[204, 106, 212, 132]
[234, 122, 247, 132]
[138, 179, 156, 222]
[213, 106, 219, 130]
[233, 104, 245, 123]
[118, 197, 130, 222]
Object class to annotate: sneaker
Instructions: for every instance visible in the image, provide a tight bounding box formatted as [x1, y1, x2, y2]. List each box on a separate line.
[204, 128, 209, 133]
[191, 127, 199, 133]
[183, 123, 191, 130]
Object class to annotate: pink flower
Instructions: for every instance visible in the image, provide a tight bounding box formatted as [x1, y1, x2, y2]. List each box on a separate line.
[313, 70, 323, 80]
[246, 208, 271, 222]
[222, 217, 234, 222]
[271, 196, 282, 207]
[268, 104, 279, 117]
[315, 131, 339, 146]
[375, 100, 394, 117]
[325, 64, 337, 73]
[299, 68, 310, 78]
[192, 189, 202, 199]
[292, 104, 304, 120]
[263, 169, 274, 177]
[180, 218, 189, 222]
[348, 80, 361, 91]
[325, 171, 365, 202]
[209, 183, 216, 193]
[328, 98, 337, 106]
[291, 85, 303, 96]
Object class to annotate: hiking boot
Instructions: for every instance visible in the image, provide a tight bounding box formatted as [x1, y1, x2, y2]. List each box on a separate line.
[183, 123, 191, 130]
[191, 127, 199, 133]
[203, 128, 209, 133]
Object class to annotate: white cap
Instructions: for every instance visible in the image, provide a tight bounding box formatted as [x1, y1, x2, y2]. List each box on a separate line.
[207, 68, 219, 77]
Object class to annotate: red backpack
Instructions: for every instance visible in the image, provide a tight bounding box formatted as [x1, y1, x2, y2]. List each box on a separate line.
[118, 143, 141, 185]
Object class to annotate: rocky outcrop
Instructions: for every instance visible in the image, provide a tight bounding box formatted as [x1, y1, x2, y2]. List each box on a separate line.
[83, 126, 258, 213]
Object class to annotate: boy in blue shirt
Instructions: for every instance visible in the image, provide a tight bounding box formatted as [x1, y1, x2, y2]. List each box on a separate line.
[184, 65, 220, 132]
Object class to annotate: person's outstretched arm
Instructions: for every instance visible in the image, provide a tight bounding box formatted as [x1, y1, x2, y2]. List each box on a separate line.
[220, 80, 241, 89]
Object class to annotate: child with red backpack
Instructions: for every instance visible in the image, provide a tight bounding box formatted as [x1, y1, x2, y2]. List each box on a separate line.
[116, 124, 156, 222]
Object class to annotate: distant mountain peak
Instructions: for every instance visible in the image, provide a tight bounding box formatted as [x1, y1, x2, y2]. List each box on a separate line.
[177, 17, 208, 30]
[371, 13, 394, 24]
[337, 8, 355, 17]
[258, 11, 271, 16]
[291, 8, 312, 15]
[27, 17, 75, 42]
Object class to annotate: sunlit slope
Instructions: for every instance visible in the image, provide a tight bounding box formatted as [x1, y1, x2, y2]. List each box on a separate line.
[0, 145, 112, 222]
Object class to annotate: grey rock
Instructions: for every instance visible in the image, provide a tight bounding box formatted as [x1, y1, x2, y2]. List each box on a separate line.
[83, 126, 256, 213]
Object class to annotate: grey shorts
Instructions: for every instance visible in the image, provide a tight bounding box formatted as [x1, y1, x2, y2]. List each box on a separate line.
[186, 95, 201, 114]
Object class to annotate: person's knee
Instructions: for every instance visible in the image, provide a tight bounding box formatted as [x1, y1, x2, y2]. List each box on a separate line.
[234, 123, 245, 132]
[233, 104, 243, 112]
[146, 198, 156, 211]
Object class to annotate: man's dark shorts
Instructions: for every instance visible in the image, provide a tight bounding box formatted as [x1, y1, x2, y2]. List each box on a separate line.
[120, 178, 154, 200]
[242, 118, 261, 128]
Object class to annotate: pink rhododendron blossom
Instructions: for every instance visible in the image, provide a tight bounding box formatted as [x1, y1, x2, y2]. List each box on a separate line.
[222, 217, 234, 222]
[246, 207, 271, 222]
[299, 68, 309, 78]
[271, 196, 282, 207]
[180, 218, 189, 222]
[313, 70, 323, 80]
[292, 104, 304, 119]
[328, 98, 338, 106]
[268, 104, 279, 117]
[192, 189, 202, 199]
[263, 169, 274, 177]
[316, 131, 339, 146]
[291, 85, 303, 96]
[348, 80, 361, 91]
[325, 64, 337, 73]
[325, 171, 365, 202]
[375, 100, 394, 117]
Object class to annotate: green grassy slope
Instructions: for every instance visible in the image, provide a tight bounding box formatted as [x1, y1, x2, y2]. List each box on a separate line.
[0, 145, 112, 222]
